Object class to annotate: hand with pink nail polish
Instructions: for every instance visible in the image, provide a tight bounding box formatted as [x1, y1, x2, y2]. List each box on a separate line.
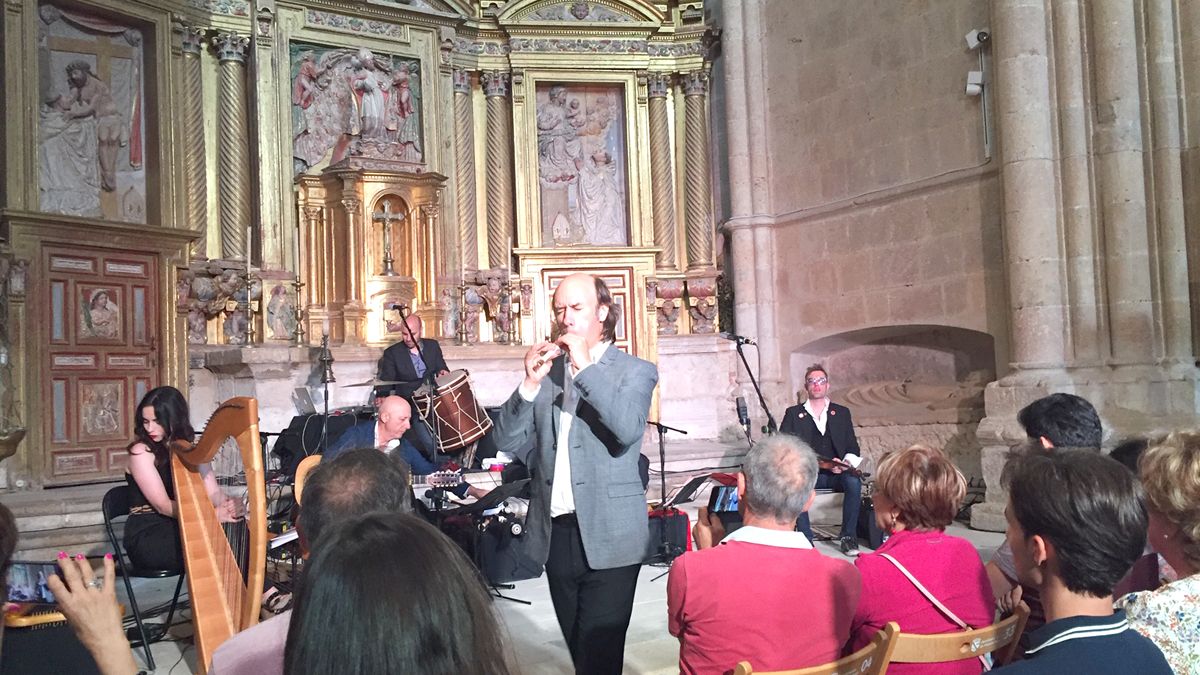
[46, 554, 138, 675]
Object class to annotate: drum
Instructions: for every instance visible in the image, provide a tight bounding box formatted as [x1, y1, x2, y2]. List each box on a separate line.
[412, 369, 493, 453]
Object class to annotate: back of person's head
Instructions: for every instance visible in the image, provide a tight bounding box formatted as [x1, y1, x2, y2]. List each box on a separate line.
[1138, 431, 1200, 570]
[742, 434, 818, 524]
[1006, 449, 1146, 597]
[875, 444, 965, 531]
[1109, 437, 1149, 474]
[284, 512, 511, 675]
[0, 502, 17, 580]
[1017, 393, 1102, 449]
[299, 448, 412, 547]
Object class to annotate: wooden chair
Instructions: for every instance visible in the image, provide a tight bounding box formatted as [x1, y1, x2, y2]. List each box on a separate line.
[890, 603, 1030, 668]
[733, 621, 898, 675]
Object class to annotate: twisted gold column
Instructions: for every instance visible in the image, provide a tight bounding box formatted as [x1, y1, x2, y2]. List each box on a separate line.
[214, 32, 251, 260]
[647, 73, 678, 271]
[453, 69, 479, 273]
[482, 71, 513, 270]
[683, 71, 713, 271]
[181, 27, 207, 258]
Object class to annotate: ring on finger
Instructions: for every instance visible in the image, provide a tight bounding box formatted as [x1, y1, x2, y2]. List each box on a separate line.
[85, 579, 103, 590]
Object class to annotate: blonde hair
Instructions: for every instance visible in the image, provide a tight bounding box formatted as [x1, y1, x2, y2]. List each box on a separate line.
[1140, 431, 1200, 567]
[875, 444, 966, 531]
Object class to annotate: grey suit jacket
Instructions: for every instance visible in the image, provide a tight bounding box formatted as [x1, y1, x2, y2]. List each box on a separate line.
[492, 344, 658, 570]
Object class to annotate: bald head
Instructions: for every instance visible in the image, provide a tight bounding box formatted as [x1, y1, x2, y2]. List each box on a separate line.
[402, 314, 423, 348]
[377, 396, 412, 442]
[553, 273, 617, 346]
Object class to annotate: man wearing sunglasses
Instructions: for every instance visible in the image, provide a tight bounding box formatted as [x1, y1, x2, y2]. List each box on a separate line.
[780, 364, 864, 555]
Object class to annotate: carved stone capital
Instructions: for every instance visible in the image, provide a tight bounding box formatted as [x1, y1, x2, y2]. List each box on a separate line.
[341, 198, 361, 213]
[213, 32, 249, 63]
[181, 26, 205, 55]
[648, 72, 673, 98]
[255, 6, 274, 40]
[481, 71, 510, 98]
[453, 68, 472, 94]
[302, 205, 322, 221]
[682, 70, 709, 96]
[421, 204, 441, 219]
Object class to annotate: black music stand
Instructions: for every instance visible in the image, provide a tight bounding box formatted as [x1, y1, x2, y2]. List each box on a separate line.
[644, 420, 688, 576]
[441, 479, 532, 605]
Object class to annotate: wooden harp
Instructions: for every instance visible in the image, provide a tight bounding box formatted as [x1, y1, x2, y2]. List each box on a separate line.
[171, 397, 267, 673]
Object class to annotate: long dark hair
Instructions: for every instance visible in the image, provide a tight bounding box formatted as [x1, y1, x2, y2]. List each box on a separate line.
[130, 386, 194, 466]
[284, 513, 512, 675]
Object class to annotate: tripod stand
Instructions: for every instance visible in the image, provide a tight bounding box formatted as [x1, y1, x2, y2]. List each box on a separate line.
[644, 419, 689, 578]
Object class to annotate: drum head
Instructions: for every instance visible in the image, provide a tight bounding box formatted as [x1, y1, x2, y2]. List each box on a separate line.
[436, 369, 468, 387]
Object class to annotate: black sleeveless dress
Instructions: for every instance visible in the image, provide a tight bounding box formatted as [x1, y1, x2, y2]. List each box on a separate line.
[123, 460, 184, 573]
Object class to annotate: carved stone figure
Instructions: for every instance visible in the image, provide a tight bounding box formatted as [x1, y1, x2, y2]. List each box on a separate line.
[266, 284, 295, 340]
[689, 296, 717, 334]
[440, 287, 459, 339]
[187, 305, 208, 344]
[657, 299, 680, 336]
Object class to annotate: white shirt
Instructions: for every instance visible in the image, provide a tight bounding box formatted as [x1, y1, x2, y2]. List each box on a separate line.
[519, 340, 612, 517]
[720, 524, 813, 549]
[802, 397, 862, 468]
[374, 423, 401, 451]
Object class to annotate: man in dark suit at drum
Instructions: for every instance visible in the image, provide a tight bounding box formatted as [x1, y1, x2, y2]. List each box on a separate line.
[377, 314, 449, 458]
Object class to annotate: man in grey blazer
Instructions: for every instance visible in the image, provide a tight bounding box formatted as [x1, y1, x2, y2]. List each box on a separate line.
[492, 273, 658, 675]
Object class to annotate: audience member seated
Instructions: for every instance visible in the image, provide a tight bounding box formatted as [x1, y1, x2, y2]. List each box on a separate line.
[210, 448, 414, 675]
[1114, 431, 1200, 674]
[283, 512, 512, 675]
[124, 386, 242, 574]
[667, 435, 861, 674]
[987, 392, 1103, 634]
[993, 450, 1170, 674]
[323, 396, 488, 500]
[1107, 437, 1165, 598]
[848, 444, 992, 674]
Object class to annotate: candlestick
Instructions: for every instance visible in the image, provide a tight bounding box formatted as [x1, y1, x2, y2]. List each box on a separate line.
[323, 316, 330, 337]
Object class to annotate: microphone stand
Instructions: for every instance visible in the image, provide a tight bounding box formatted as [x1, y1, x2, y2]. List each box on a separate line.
[645, 419, 688, 575]
[397, 306, 442, 454]
[734, 341, 777, 434]
[319, 334, 335, 453]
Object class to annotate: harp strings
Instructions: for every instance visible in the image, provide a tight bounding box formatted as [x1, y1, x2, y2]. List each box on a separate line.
[214, 437, 252, 612]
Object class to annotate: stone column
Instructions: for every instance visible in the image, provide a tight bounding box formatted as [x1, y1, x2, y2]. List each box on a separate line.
[1051, 1, 1102, 363]
[682, 71, 714, 272]
[1183, 0, 1200, 355]
[647, 73, 678, 271]
[482, 71, 514, 270]
[1092, 0, 1155, 363]
[993, 0, 1067, 369]
[1146, 0, 1192, 363]
[181, 27, 208, 258]
[213, 32, 251, 261]
[453, 69, 479, 273]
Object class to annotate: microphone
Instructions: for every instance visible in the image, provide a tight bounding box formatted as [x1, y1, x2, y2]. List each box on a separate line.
[387, 303, 407, 312]
[719, 332, 757, 346]
[736, 396, 751, 437]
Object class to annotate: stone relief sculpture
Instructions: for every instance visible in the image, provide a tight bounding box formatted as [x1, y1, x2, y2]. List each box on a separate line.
[536, 83, 628, 246]
[80, 287, 121, 340]
[290, 43, 424, 173]
[177, 261, 260, 345]
[38, 5, 145, 223]
[440, 287, 459, 339]
[266, 284, 296, 340]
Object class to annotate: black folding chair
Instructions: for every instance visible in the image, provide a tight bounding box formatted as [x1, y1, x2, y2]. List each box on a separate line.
[100, 485, 186, 670]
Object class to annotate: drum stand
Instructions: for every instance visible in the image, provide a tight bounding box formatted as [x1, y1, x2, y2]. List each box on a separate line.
[397, 306, 444, 456]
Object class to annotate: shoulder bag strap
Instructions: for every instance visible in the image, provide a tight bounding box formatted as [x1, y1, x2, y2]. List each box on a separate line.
[880, 552, 991, 671]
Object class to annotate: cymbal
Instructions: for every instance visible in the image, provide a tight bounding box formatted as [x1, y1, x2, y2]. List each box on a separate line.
[342, 379, 407, 388]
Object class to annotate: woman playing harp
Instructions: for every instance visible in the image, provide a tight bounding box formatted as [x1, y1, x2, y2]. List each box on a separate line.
[125, 387, 243, 574]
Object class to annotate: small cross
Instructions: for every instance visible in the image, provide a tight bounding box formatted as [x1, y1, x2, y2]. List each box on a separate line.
[372, 200, 405, 276]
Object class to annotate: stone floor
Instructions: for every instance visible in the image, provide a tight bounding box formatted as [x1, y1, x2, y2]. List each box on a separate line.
[121, 492, 1005, 674]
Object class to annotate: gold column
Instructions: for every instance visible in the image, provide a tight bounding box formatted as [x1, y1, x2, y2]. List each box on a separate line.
[213, 32, 251, 260]
[181, 27, 208, 258]
[683, 71, 713, 271]
[454, 68, 478, 273]
[422, 204, 441, 304]
[648, 73, 678, 271]
[301, 204, 324, 308]
[341, 194, 362, 305]
[483, 71, 514, 270]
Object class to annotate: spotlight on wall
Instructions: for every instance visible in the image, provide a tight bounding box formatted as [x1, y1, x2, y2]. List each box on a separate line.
[965, 28, 990, 50]
[965, 70, 984, 96]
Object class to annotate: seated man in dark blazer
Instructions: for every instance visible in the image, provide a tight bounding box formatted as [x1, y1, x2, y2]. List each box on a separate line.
[780, 364, 864, 555]
[377, 314, 449, 458]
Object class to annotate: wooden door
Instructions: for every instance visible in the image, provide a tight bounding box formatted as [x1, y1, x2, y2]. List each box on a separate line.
[42, 246, 159, 484]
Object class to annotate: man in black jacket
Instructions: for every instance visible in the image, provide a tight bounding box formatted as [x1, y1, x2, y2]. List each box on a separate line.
[377, 314, 449, 458]
[779, 364, 863, 555]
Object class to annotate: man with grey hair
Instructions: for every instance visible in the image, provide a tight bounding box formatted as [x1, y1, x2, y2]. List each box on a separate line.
[666, 435, 861, 674]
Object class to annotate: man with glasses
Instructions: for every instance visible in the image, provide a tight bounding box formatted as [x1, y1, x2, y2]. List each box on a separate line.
[781, 364, 864, 555]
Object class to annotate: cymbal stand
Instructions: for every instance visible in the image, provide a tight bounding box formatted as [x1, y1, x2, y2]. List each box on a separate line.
[319, 334, 335, 452]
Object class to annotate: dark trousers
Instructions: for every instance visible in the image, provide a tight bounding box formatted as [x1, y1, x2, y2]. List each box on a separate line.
[795, 470, 862, 541]
[546, 514, 640, 675]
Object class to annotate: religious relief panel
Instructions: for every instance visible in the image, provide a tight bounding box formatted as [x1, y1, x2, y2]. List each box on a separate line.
[37, 4, 147, 223]
[77, 285, 123, 343]
[290, 43, 424, 174]
[536, 83, 629, 247]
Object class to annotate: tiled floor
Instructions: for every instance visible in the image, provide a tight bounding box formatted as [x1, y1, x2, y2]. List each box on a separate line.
[128, 496, 1005, 674]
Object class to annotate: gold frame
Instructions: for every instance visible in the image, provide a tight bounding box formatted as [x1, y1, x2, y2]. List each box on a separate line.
[513, 69, 653, 251]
